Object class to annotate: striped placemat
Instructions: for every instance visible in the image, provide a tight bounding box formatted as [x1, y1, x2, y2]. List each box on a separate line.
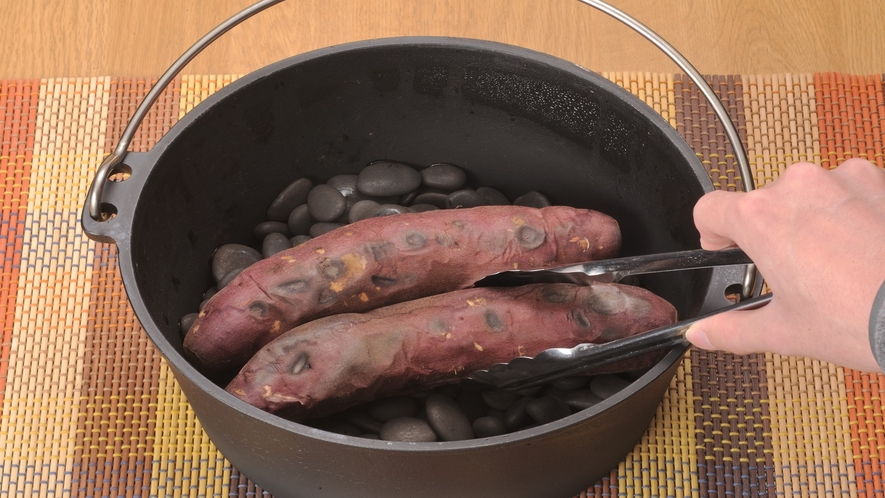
[0, 71, 882, 497]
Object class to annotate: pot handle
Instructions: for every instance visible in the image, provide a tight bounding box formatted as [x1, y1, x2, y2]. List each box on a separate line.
[578, 0, 757, 299]
[83, 0, 757, 298]
[84, 0, 285, 224]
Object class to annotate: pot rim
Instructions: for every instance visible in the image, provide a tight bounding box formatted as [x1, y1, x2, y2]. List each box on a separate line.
[106, 36, 713, 451]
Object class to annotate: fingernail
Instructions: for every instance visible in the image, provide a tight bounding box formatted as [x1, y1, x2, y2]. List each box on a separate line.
[686, 327, 715, 350]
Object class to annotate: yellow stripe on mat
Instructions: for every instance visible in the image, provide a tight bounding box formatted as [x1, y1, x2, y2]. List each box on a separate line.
[743, 74, 822, 186]
[151, 360, 231, 497]
[0, 77, 107, 496]
[179, 74, 243, 118]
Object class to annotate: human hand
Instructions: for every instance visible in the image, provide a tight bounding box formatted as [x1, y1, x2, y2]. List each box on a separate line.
[685, 158, 885, 372]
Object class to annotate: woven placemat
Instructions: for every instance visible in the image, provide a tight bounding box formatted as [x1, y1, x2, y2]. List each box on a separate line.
[0, 71, 882, 497]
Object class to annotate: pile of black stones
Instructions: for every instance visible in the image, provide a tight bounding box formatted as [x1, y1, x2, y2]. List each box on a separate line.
[306, 372, 643, 442]
[180, 160, 647, 441]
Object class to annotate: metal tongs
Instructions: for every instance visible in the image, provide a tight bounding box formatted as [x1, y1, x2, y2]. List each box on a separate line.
[471, 248, 771, 390]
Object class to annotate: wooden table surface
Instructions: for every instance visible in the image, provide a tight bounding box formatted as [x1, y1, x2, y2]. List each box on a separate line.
[4, 2, 885, 498]
[4, 0, 885, 79]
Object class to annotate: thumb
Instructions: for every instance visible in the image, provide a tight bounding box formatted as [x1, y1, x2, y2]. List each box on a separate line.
[685, 303, 784, 356]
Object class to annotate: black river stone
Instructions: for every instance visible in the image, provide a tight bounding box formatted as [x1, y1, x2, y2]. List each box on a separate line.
[472, 416, 507, 438]
[476, 186, 510, 205]
[309, 222, 344, 237]
[307, 184, 347, 222]
[326, 174, 359, 197]
[348, 199, 381, 223]
[481, 390, 520, 411]
[550, 388, 603, 411]
[503, 396, 535, 431]
[357, 162, 422, 196]
[446, 189, 487, 209]
[550, 376, 589, 391]
[262, 232, 292, 258]
[253, 220, 290, 240]
[513, 190, 551, 208]
[287, 204, 313, 236]
[425, 394, 475, 441]
[266, 177, 313, 221]
[590, 374, 633, 400]
[373, 204, 411, 217]
[211, 244, 261, 282]
[380, 417, 438, 442]
[290, 234, 312, 246]
[525, 396, 571, 424]
[179, 312, 199, 338]
[420, 163, 467, 190]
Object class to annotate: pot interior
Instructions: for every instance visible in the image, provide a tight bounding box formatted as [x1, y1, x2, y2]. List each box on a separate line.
[128, 37, 711, 372]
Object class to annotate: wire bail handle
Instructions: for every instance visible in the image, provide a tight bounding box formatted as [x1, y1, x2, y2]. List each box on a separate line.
[84, 0, 757, 298]
[85, 0, 285, 223]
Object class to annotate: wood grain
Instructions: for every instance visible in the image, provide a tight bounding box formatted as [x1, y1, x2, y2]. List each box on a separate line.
[3, 0, 885, 79]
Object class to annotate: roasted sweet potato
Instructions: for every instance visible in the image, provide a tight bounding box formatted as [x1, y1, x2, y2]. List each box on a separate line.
[185, 205, 621, 372]
[225, 282, 676, 421]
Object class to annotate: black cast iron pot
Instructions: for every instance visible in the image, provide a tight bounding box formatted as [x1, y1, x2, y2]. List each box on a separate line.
[82, 37, 745, 497]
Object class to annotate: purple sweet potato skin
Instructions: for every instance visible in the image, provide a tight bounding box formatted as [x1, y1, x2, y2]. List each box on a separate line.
[225, 282, 676, 422]
[185, 205, 621, 373]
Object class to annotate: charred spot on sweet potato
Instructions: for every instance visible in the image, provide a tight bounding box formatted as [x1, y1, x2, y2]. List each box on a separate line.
[541, 286, 572, 303]
[248, 301, 268, 318]
[434, 233, 455, 246]
[371, 275, 398, 287]
[319, 258, 346, 279]
[289, 352, 311, 375]
[429, 318, 450, 334]
[514, 225, 545, 250]
[369, 242, 395, 261]
[275, 279, 311, 295]
[485, 310, 504, 331]
[403, 231, 427, 249]
[318, 289, 338, 305]
[570, 309, 591, 329]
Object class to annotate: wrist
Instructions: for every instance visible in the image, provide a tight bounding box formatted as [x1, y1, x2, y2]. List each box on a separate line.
[868, 278, 885, 372]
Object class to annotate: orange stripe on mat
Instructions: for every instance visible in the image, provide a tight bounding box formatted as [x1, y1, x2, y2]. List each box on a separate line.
[815, 72, 885, 496]
[815, 73, 885, 169]
[844, 371, 885, 497]
[0, 80, 38, 404]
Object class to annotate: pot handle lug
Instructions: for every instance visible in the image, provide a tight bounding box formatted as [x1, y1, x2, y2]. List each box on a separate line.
[81, 152, 152, 244]
[82, 0, 759, 298]
[700, 265, 765, 315]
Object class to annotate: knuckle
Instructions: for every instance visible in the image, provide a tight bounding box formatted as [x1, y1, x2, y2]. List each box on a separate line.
[836, 157, 884, 184]
[734, 190, 773, 223]
[838, 157, 875, 171]
[782, 161, 824, 183]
